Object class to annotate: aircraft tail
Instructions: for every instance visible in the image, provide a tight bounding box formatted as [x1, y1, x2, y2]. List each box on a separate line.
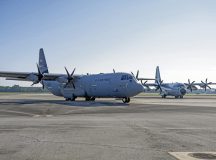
[39, 48, 49, 74]
[155, 66, 161, 83]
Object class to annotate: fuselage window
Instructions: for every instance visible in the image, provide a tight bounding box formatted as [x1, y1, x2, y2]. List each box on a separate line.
[121, 75, 133, 81]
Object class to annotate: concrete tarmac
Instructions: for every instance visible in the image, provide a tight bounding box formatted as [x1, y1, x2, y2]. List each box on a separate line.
[0, 93, 215, 160]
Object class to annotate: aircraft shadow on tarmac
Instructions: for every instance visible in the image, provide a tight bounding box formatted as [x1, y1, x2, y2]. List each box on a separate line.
[0, 99, 129, 107]
[135, 96, 216, 99]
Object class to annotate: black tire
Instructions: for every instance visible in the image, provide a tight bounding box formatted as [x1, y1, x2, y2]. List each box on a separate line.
[90, 97, 95, 101]
[85, 97, 91, 101]
[127, 97, 130, 103]
[162, 95, 166, 98]
[71, 97, 76, 101]
[122, 97, 130, 103]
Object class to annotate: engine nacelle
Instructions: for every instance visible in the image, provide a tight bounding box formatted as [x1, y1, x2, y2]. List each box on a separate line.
[56, 76, 68, 83]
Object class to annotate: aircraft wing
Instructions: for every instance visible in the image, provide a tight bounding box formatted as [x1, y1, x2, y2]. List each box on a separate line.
[42, 73, 80, 81]
[0, 71, 80, 82]
[42, 73, 66, 80]
[0, 71, 38, 81]
[5, 77, 33, 81]
[137, 78, 155, 81]
[142, 82, 157, 87]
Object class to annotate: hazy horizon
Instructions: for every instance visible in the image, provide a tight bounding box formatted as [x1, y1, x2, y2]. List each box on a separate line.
[1, 0, 216, 86]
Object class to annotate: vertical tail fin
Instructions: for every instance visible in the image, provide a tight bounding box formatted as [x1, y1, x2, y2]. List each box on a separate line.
[155, 66, 161, 83]
[39, 48, 49, 74]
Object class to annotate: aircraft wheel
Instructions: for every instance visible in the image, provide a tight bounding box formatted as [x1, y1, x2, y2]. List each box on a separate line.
[71, 97, 76, 101]
[90, 97, 95, 101]
[162, 95, 166, 98]
[85, 97, 91, 101]
[65, 98, 71, 101]
[175, 96, 179, 99]
[127, 98, 130, 103]
[180, 95, 183, 99]
[122, 97, 130, 103]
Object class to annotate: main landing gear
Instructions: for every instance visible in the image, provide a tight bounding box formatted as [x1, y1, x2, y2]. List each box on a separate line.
[175, 95, 184, 99]
[65, 96, 77, 101]
[85, 97, 96, 101]
[161, 95, 167, 98]
[122, 97, 130, 103]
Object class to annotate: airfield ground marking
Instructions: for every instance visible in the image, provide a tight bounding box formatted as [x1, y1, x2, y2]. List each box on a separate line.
[169, 152, 216, 160]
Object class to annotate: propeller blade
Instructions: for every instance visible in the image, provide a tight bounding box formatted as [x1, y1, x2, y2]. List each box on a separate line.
[72, 82, 76, 89]
[160, 80, 163, 84]
[136, 70, 139, 79]
[65, 67, 70, 77]
[64, 83, 68, 88]
[71, 68, 76, 76]
[41, 81, 45, 89]
[155, 87, 159, 92]
[31, 80, 39, 86]
[37, 63, 42, 75]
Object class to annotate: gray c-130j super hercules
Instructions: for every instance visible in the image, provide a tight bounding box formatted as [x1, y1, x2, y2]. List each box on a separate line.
[0, 48, 154, 103]
[137, 66, 216, 98]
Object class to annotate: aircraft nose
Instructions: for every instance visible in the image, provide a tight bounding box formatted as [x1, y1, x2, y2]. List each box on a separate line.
[137, 83, 144, 93]
[180, 88, 187, 95]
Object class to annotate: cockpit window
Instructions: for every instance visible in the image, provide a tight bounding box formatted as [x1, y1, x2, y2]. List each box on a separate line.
[121, 75, 133, 80]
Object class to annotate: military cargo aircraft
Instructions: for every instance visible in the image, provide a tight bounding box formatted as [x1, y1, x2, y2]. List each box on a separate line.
[0, 48, 154, 103]
[137, 66, 216, 98]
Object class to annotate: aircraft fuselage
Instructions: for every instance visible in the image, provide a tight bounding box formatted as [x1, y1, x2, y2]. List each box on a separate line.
[43, 72, 144, 100]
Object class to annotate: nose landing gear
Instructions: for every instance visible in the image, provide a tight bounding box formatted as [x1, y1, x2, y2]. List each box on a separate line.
[122, 97, 130, 103]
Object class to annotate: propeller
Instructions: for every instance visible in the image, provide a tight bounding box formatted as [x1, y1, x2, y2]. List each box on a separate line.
[185, 79, 195, 92]
[64, 67, 76, 88]
[31, 63, 45, 89]
[141, 80, 148, 85]
[113, 69, 115, 73]
[131, 70, 139, 80]
[155, 80, 163, 93]
[201, 78, 212, 91]
[141, 80, 150, 91]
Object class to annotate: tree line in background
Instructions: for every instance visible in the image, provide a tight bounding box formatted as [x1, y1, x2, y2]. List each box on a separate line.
[0, 85, 215, 94]
[0, 85, 49, 92]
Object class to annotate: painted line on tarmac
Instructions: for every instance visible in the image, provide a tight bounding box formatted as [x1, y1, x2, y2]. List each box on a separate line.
[169, 152, 216, 160]
[33, 114, 53, 118]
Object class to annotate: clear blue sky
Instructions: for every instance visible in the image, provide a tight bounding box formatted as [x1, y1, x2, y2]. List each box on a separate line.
[1, 0, 216, 86]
